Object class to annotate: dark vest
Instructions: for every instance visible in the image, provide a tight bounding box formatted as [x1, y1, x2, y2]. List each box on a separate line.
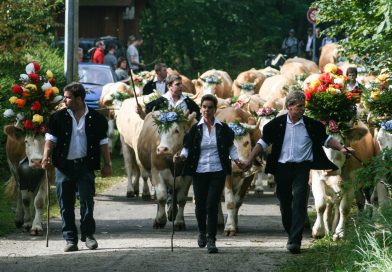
[262, 114, 338, 175]
[48, 107, 108, 171]
[183, 121, 234, 176]
[142, 80, 168, 95]
[145, 96, 201, 120]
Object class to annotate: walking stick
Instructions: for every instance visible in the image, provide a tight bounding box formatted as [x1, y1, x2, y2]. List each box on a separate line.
[343, 146, 363, 165]
[46, 170, 50, 247]
[171, 163, 176, 252]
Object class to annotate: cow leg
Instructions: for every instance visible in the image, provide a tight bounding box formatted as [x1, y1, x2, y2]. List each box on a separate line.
[15, 189, 24, 228]
[21, 190, 33, 230]
[153, 169, 167, 228]
[173, 176, 191, 231]
[311, 174, 326, 238]
[107, 119, 115, 154]
[141, 177, 151, 200]
[253, 171, 264, 197]
[121, 137, 137, 197]
[224, 175, 236, 236]
[376, 181, 389, 210]
[324, 201, 333, 236]
[30, 178, 47, 236]
[333, 188, 353, 241]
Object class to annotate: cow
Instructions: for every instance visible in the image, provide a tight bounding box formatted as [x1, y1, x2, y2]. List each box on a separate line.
[311, 121, 374, 240]
[258, 67, 280, 78]
[258, 74, 295, 110]
[284, 57, 319, 74]
[319, 43, 340, 70]
[167, 68, 196, 94]
[192, 69, 233, 101]
[137, 111, 197, 229]
[280, 62, 309, 81]
[232, 69, 266, 97]
[215, 107, 261, 235]
[4, 125, 54, 235]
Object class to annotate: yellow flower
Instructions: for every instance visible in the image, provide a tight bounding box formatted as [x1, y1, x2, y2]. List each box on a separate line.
[26, 84, 37, 92]
[324, 63, 338, 74]
[32, 114, 44, 124]
[371, 91, 381, 101]
[327, 87, 337, 94]
[51, 86, 59, 95]
[9, 96, 18, 104]
[376, 74, 389, 82]
[310, 79, 321, 88]
[46, 70, 54, 79]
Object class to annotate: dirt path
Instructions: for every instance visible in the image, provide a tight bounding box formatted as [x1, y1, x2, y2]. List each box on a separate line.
[0, 180, 311, 272]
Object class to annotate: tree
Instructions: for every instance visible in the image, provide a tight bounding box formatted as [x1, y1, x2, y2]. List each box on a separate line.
[313, 0, 392, 72]
[140, 0, 312, 78]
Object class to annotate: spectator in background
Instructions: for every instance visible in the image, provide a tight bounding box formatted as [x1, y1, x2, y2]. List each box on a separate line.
[115, 57, 128, 81]
[304, 27, 314, 60]
[282, 29, 299, 58]
[126, 35, 144, 73]
[92, 40, 105, 64]
[142, 63, 168, 95]
[104, 43, 117, 70]
[321, 35, 337, 48]
[78, 47, 83, 63]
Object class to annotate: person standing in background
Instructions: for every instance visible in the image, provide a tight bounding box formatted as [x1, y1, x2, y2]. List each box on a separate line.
[282, 29, 299, 58]
[115, 57, 129, 81]
[92, 40, 105, 64]
[104, 43, 117, 70]
[126, 35, 144, 73]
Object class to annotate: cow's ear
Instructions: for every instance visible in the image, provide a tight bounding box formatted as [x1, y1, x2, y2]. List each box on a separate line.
[187, 112, 197, 127]
[247, 117, 257, 125]
[3, 125, 24, 141]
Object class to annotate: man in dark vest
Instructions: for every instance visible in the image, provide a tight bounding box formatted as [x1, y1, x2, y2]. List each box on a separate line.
[142, 63, 168, 95]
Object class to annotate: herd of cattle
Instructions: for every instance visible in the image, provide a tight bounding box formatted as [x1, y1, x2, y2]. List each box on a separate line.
[4, 43, 392, 241]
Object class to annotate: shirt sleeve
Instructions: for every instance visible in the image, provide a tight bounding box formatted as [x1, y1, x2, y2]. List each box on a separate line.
[324, 135, 333, 147]
[229, 144, 239, 160]
[100, 138, 109, 145]
[257, 138, 269, 149]
[180, 147, 189, 158]
[45, 132, 57, 143]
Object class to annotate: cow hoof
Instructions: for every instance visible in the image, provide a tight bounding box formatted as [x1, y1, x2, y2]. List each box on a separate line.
[30, 228, 43, 236]
[167, 207, 178, 222]
[254, 190, 264, 197]
[15, 220, 23, 228]
[126, 191, 135, 198]
[134, 191, 140, 197]
[153, 220, 166, 229]
[142, 193, 151, 201]
[224, 230, 236, 236]
[174, 223, 186, 231]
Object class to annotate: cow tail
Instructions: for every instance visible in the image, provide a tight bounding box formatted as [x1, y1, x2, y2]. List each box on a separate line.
[4, 175, 18, 200]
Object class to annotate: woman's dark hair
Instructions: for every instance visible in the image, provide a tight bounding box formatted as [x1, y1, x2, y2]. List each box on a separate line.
[64, 82, 86, 100]
[346, 67, 358, 77]
[117, 57, 127, 69]
[201, 94, 218, 109]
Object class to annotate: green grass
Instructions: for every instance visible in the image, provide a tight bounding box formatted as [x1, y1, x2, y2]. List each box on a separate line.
[281, 205, 392, 272]
[0, 142, 126, 236]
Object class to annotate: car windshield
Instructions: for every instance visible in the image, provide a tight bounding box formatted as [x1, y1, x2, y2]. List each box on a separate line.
[78, 66, 113, 85]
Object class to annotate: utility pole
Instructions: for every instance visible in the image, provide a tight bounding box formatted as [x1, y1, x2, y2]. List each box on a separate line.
[64, 0, 79, 83]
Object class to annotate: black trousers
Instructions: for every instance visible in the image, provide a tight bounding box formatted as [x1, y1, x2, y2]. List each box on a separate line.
[274, 161, 311, 245]
[193, 171, 225, 240]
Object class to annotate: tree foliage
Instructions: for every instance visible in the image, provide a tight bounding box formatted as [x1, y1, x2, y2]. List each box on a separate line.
[313, 0, 392, 72]
[140, 0, 312, 78]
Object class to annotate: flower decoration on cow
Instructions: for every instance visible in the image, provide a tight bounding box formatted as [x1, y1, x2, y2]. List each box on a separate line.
[227, 121, 253, 139]
[152, 108, 188, 133]
[201, 75, 222, 85]
[305, 63, 357, 134]
[255, 106, 278, 119]
[237, 82, 256, 94]
[362, 73, 392, 120]
[3, 62, 63, 135]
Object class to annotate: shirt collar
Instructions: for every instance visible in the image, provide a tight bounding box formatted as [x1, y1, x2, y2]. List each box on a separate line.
[163, 91, 186, 102]
[286, 114, 304, 125]
[67, 103, 89, 118]
[197, 117, 222, 126]
[154, 77, 166, 83]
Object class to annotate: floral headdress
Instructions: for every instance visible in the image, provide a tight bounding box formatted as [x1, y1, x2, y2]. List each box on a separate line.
[152, 108, 188, 133]
[362, 74, 392, 120]
[381, 120, 392, 132]
[200, 75, 222, 85]
[111, 90, 132, 102]
[237, 82, 256, 92]
[305, 63, 356, 135]
[228, 121, 251, 139]
[3, 62, 63, 135]
[255, 106, 278, 118]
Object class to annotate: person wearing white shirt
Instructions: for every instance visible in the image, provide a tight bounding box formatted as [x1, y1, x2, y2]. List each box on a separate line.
[142, 63, 168, 95]
[42, 83, 111, 252]
[243, 91, 354, 254]
[174, 94, 243, 254]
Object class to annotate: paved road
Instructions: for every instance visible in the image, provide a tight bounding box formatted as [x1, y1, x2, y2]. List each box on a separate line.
[0, 180, 310, 272]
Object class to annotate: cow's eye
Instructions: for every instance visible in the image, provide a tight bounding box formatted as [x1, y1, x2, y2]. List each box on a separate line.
[175, 129, 179, 134]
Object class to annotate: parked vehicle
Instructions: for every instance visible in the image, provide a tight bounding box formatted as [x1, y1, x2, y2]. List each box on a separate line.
[78, 63, 119, 109]
[52, 37, 95, 62]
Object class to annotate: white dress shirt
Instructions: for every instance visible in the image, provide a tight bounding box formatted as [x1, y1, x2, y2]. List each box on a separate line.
[180, 118, 239, 173]
[163, 91, 188, 112]
[306, 35, 313, 52]
[45, 104, 109, 159]
[155, 78, 166, 95]
[257, 116, 332, 163]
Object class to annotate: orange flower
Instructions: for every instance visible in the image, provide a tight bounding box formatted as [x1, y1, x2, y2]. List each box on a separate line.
[15, 98, 26, 108]
[44, 88, 54, 100]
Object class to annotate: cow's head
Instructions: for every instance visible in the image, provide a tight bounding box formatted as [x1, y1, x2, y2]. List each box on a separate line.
[156, 111, 197, 155]
[324, 134, 346, 174]
[198, 74, 222, 95]
[376, 128, 392, 151]
[228, 121, 259, 161]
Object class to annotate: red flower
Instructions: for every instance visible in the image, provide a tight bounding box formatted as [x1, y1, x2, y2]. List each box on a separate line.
[317, 85, 327, 92]
[336, 68, 343, 75]
[28, 73, 40, 83]
[345, 92, 352, 100]
[12, 84, 23, 94]
[328, 120, 339, 133]
[334, 84, 342, 89]
[49, 78, 56, 85]
[31, 100, 41, 111]
[33, 62, 40, 72]
[305, 89, 314, 101]
[23, 119, 34, 129]
[319, 73, 333, 85]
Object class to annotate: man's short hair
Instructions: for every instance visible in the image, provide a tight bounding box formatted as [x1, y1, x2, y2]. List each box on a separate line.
[96, 40, 105, 47]
[107, 43, 116, 51]
[154, 63, 167, 72]
[166, 74, 182, 86]
[201, 94, 218, 109]
[64, 82, 86, 100]
[285, 91, 305, 108]
[346, 67, 358, 76]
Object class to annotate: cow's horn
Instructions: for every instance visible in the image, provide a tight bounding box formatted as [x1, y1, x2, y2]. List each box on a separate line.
[240, 122, 256, 130]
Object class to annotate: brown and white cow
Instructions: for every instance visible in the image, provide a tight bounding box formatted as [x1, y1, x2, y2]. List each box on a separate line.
[284, 57, 319, 74]
[258, 74, 295, 110]
[137, 111, 197, 229]
[311, 122, 374, 240]
[192, 69, 233, 101]
[232, 68, 266, 97]
[4, 125, 54, 235]
[216, 107, 261, 235]
[319, 43, 340, 70]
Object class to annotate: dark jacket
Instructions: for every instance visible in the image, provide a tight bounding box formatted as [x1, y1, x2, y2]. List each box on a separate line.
[48, 107, 108, 171]
[262, 114, 338, 175]
[142, 80, 168, 95]
[145, 96, 201, 120]
[183, 121, 234, 176]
